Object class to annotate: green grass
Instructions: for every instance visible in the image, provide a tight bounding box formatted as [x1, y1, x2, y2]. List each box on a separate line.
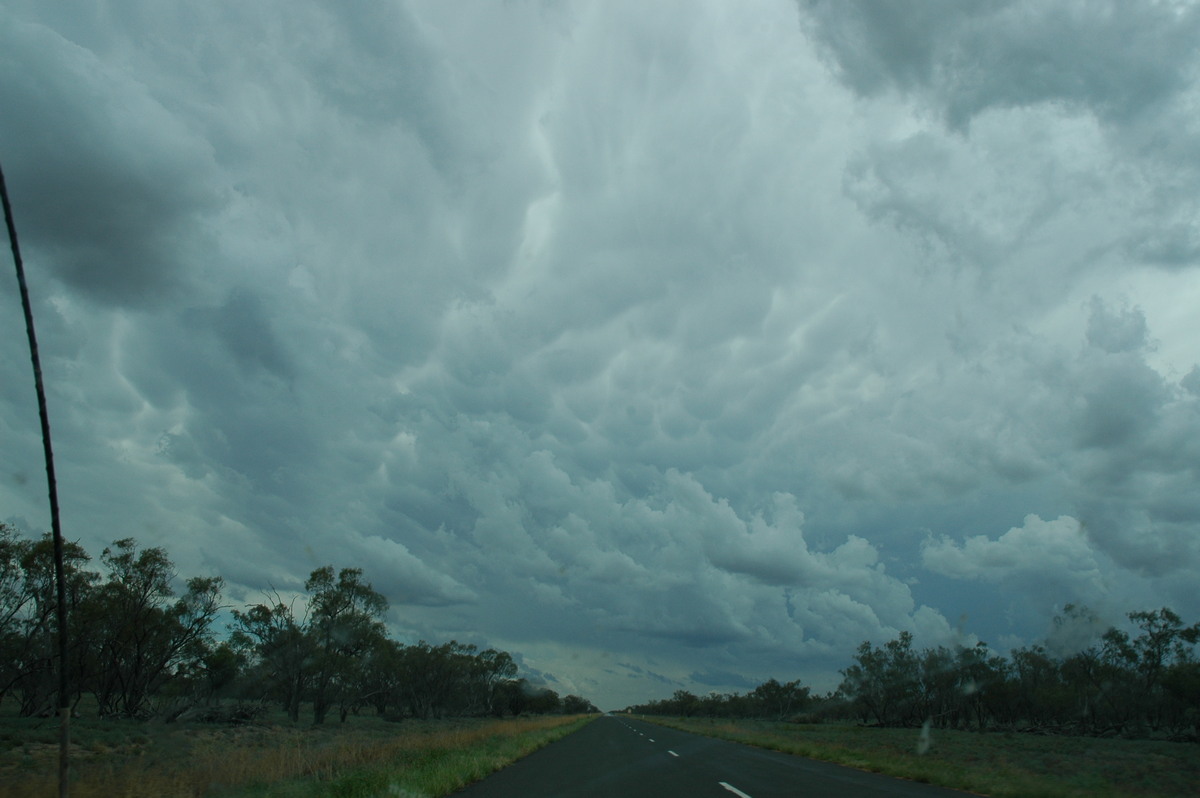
[0, 704, 594, 797]
[639, 717, 1200, 797]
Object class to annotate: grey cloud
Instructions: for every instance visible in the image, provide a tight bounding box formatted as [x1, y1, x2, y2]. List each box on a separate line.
[808, 0, 1200, 287]
[801, 0, 994, 99]
[1041, 603, 1111, 660]
[689, 669, 757, 689]
[1074, 500, 1200, 581]
[1127, 221, 1200, 268]
[0, 9, 221, 306]
[83, 298, 321, 523]
[347, 533, 476, 607]
[617, 662, 676, 686]
[1182, 366, 1200, 396]
[1086, 298, 1148, 354]
[1075, 355, 1167, 450]
[209, 289, 296, 381]
[801, 0, 1200, 129]
[4, 0, 1200, 710]
[300, 2, 466, 171]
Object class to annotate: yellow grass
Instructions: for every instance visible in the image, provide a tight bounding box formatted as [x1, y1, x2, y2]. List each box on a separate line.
[0, 712, 591, 798]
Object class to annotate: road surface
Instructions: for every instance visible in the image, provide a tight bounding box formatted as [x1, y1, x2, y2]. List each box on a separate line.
[454, 715, 974, 797]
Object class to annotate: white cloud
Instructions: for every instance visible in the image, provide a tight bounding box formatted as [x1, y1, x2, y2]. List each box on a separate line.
[923, 515, 1102, 585]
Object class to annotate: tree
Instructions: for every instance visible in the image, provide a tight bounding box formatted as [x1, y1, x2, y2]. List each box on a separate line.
[1009, 645, 1070, 727]
[751, 678, 811, 721]
[13, 533, 97, 716]
[0, 524, 29, 706]
[357, 636, 406, 717]
[1162, 660, 1200, 737]
[396, 640, 483, 719]
[232, 566, 388, 724]
[231, 595, 312, 722]
[1100, 607, 1200, 733]
[474, 648, 518, 716]
[561, 694, 599, 714]
[953, 642, 1008, 730]
[304, 566, 388, 724]
[0, 531, 576, 727]
[524, 684, 562, 715]
[87, 539, 223, 718]
[198, 640, 245, 703]
[839, 632, 919, 726]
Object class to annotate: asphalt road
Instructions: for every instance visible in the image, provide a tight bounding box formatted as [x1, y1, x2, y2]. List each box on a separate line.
[454, 715, 975, 797]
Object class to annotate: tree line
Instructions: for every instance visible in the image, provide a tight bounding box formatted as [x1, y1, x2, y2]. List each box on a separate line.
[836, 605, 1199, 738]
[627, 604, 1199, 740]
[0, 524, 598, 723]
[627, 678, 811, 721]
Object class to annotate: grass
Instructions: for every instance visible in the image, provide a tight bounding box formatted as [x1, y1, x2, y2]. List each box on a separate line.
[0, 705, 593, 797]
[639, 717, 1200, 797]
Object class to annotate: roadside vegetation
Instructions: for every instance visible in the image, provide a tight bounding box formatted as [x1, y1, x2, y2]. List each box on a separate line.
[627, 604, 1199, 797]
[0, 706, 592, 797]
[629, 605, 1200, 742]
[0, 523, 599, 725]
[638, 716, 1199, 798]
[0, 522, 601, 794]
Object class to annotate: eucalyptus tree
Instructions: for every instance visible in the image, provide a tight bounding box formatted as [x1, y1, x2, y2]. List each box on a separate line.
[13, 533, 97, 716]
[0, 524, 27, 705]
[561, 694, 599, 714]
[750, 678, 811, 721]
[839, 631, 920, 726]
[473, 647, 518, 716]
[1099, 607, 1199, 734]
[396, 640, 478, 719]
[233, 565, 389, 724]
[87, 539, 223, 718]
[304, 566, 388, 724]
[231, 595, 311, 722]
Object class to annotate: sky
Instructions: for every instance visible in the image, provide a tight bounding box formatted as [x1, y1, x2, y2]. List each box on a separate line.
[2, 0, 1199, 711]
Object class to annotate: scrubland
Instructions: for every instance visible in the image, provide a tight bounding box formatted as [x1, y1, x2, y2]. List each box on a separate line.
[0, 708, 592, 798]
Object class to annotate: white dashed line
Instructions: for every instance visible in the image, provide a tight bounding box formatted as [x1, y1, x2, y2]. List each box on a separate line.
[719, 781, 752, 798]
[648, 738, 655, 742]
[668, 750, 679, 757]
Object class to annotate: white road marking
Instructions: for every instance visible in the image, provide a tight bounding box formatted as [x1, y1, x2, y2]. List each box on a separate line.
[719, 781, 752, 798]
[648, 738, 655, 742]
[668, 750, 679, 757]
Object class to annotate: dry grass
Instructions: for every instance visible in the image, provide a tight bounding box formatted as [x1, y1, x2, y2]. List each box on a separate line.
[0, 709, 592, 797]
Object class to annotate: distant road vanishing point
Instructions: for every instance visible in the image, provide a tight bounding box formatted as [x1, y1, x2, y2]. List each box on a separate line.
[454, 715, 974, 797]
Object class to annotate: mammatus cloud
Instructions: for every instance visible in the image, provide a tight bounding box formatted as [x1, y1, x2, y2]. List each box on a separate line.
[801, 0, 1200, 129]
[1, 0, 1199, 709]
[0, 9, 222, 305]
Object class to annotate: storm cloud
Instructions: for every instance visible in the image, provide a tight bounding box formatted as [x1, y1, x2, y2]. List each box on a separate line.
[2, 0, 1198, 709]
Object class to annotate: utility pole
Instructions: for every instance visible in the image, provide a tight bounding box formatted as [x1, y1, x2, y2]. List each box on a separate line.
[1, 163, 71, 797]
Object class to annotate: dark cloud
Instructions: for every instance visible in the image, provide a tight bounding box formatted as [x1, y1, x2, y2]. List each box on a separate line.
[1086, 298, 1148, 354]
[1075, 356, 1167, 450]
[209, 289, 296, 381]
[801, 0, 1200, 129]
[299, 2, 467, 174]
[2, 0, 1199, 709]
[0, 8, 221, 306]
[1182, 366, 1200, 397]
[689, 669, 758, 689]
